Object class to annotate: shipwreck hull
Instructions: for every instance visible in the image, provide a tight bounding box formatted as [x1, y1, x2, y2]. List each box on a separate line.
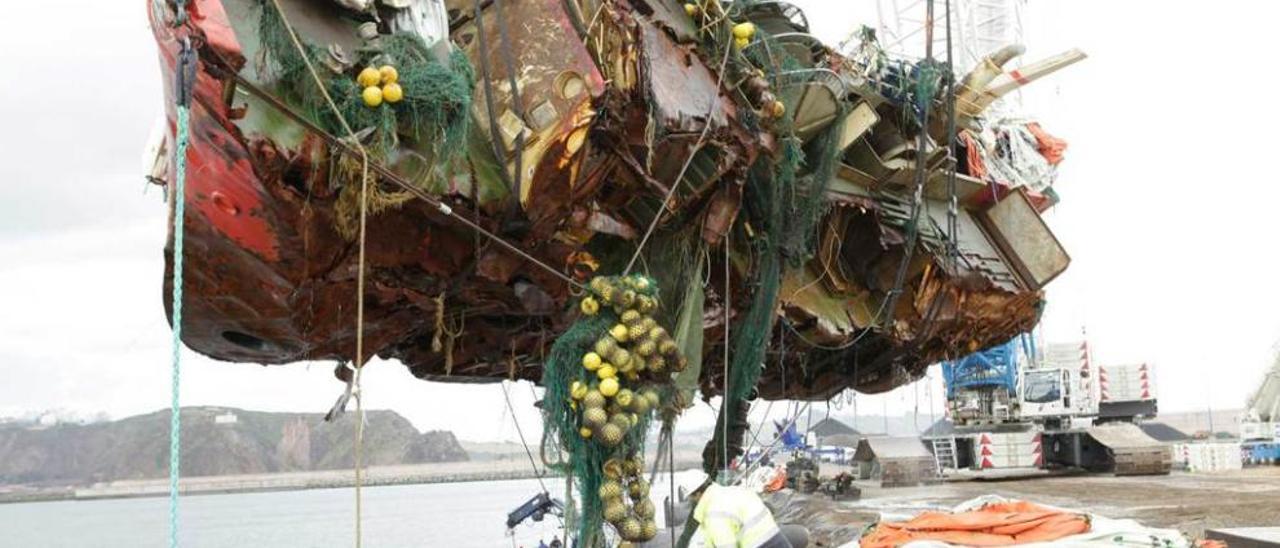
[150, 0, 1068, 399]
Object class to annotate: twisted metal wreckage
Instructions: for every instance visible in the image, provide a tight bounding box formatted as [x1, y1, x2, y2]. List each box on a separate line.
[148, 0, 1078, 490]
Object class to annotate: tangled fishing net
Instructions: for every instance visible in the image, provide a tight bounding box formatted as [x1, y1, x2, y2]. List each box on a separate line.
[255, 2, 474, 238]
[541, 274, 688, 546]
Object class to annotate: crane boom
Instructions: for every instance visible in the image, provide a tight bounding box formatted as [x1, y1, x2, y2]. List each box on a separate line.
[1242, 351, 1280, 441]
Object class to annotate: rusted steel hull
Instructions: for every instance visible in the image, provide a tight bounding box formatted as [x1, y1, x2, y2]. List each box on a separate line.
[150, 0, 1072, 399]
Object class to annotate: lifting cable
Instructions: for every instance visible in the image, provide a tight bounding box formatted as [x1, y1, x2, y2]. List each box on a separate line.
[943, 0, 960, 269]
[720, 233, 731, 479]
[623, 39, 734, 276]
[167, 12, 197, 545]
[738, 401, 810, 474]
[500, 380, 566, 534]
[880, 0, 936, 327]
[262, 1, 374, 545]
[500, 381, 550, 495]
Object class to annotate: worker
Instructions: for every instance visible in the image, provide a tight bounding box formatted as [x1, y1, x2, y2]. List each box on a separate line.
[691, 483, 792, 548]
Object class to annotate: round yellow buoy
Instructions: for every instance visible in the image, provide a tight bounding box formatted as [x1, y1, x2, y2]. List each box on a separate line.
[580, 296, 600, 315]
[603, 499, 628, 523]
[579, 426, 593, 438]
[357, 67, 382, 88]
[599, 480, 624, 501]
[600, 422, 623, 446]
[570, 380, 588, 400]
[770, 100, 786, 118]
[615, 389, 634, 407]
[684, 3, 697, 16]
[583, 407, 608, 427]
[599, 377, 619, 397]
[582, 352, 603, 371]
[732, 22, 756, 40]
[379, 65, 399, 85]
[594, 337, 617, 357]
[583, 389, 606, 408]
[597, 364, 617, 380]
[361, 86, 383, 107]
[640, 519, 658, 540]
[620, 518, 642, 541]
[382, 82, 404, 104]
[610, 324, 630, 343]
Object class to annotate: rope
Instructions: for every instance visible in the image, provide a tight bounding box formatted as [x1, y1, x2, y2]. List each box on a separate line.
[738, 401, 811, 475]
[720, 232, 730, 480]
[667, 428, 676, 547]
[261, 2, 372, 545]
[623, 41, 734, 276]
[873, 0, 936, 331]
[943, 0, 960, 270]
[500, 381, 550, 494]
[168, 34, 197, 548]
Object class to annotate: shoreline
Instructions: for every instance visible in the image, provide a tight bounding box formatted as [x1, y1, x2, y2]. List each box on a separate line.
[0, 455, 705, 505]
[0, 460, 555, 504]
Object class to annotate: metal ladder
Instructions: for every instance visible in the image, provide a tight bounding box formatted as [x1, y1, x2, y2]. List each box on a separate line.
[931, 437, 959, 471]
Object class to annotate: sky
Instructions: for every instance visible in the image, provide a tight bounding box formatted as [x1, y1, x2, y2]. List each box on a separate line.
[2, 1, 1278, 443]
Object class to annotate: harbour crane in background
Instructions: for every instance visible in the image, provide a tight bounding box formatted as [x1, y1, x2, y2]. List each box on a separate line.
[1242, 350, 1280, 463]
[926, 330, 1171, 476]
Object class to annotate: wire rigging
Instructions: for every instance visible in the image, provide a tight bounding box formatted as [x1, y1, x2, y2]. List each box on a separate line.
[623, 40, 734, 276]
[262, 1, 374, 544]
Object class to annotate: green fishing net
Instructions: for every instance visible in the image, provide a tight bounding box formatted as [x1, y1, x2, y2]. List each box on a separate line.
[255, 2, 474, 238]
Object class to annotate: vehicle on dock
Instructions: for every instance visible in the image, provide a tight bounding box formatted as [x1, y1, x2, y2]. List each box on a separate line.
[926, 334, 1171, 476]
[1242, 351, 1280, 464]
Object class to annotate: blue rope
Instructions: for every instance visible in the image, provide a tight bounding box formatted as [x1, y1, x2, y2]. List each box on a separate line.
[169, 104, 188, 548]
[169, 36, 196, 548]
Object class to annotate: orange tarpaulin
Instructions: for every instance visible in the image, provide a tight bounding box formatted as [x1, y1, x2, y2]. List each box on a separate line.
[1026, 122, 1068, 166]
[860, 501, 1090, 548]
[763, 466, 787, 493]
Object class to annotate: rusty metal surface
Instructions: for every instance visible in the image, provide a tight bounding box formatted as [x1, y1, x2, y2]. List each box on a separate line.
[150, 0, 1071, 399]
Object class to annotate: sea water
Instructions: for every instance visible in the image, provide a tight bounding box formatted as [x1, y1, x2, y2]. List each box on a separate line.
[0, 473, 701, 548]
[0, 479, 571, 547]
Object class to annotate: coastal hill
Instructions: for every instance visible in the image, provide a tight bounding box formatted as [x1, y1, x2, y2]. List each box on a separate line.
[0, 407, 468, 486]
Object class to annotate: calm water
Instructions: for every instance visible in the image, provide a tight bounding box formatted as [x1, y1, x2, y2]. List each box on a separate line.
[0, 478, 585, 547]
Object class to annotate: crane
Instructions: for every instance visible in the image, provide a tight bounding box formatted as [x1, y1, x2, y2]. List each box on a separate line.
[1241, 349, 1280, 463]
[926, 330, 1171, 475]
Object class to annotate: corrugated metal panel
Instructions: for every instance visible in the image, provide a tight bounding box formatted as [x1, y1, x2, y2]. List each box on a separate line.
[854, 436, 935, 460]
[875, 194, 1021, 291]
[1100, 364, 1156, 402]
[972, 430, 1042, 469]
[977, 188, 1070, 290]
[1174, 442, 1243, 472]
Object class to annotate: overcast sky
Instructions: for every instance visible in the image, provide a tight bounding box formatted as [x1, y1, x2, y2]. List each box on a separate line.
[2, 1, 1278, 442]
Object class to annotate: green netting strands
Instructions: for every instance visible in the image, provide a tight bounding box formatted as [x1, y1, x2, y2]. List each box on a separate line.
[383, 34, 474, 150]
[542, 315, 612, 546]
[256, 2, 474, 238]
[542, 275, 686, 546]
[257, 5, 473, 149]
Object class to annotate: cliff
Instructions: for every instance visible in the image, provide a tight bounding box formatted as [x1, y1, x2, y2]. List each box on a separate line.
[0, 407, 467, 485]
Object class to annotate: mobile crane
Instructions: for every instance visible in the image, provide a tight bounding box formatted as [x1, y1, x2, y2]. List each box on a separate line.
[927, 332, 1170, 475]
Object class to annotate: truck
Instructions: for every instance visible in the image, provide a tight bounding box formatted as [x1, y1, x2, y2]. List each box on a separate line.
[1241, 351, 1280, 464]
[927, 333, 1171, 476]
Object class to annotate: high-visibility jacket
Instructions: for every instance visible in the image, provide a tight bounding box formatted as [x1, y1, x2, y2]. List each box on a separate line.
[693, 483, 782, 548]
